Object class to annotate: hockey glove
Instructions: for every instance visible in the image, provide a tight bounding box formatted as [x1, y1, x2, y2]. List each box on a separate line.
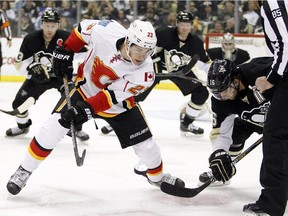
[52, 46, 74, 80]
[58, 101, 93, 129]
[27, 63, 50, 83]
[209, 149, 236, 182]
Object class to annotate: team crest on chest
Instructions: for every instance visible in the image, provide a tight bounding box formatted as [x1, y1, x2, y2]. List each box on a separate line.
[164, 49, 191, 72]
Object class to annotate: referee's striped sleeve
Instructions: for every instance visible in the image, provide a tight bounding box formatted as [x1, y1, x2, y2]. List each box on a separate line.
[0, 10, 12, 41]
[262, 1, 288, 82]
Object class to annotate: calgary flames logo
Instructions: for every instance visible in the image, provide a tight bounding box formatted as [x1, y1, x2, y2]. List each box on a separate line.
[91, 57, 119, 89]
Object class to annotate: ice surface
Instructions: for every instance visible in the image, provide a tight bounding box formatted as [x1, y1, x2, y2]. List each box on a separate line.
[0, 82, 286, 216]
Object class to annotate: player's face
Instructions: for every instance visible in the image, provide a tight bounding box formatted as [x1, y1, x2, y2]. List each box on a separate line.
[223, 42, 234, 51]
[42, 22, 59, 41]
[177, 22, 192, 37]
[212, 81, 238, 101]
[129, 44, 153, 65]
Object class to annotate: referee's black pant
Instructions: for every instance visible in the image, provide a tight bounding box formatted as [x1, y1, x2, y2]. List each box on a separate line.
[257, 76, 288, 216]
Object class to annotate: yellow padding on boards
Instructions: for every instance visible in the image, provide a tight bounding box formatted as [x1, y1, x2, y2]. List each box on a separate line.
[0, 76, 25, 82]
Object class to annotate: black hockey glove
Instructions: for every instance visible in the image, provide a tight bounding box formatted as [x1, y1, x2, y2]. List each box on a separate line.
[27, 63, 50, 83]
[209, 149, 236, 182]
[52, 46, 74, 80]
[58, 101, 93, 129]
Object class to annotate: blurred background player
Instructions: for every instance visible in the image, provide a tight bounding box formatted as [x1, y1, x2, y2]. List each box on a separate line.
[0, 8, 12, 75]
[199, 57, 274, 186]
[5, 9, 89, 141]
[207, 32, 250, 65]
[101, 11, 211, 136]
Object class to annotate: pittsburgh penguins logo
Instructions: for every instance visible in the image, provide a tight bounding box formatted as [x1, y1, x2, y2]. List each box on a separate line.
[241, 102, 270, 127]
[164, 49, 191, 72]
[29, 51, 53, 73]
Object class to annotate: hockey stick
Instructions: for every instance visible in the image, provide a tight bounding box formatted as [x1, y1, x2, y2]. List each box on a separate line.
[155, 55, 207, 86]
[160, 136, 263, 197]
[248, 85, 266, 104]
[63, 76, 86, 166]
[0, 97, 35, 116]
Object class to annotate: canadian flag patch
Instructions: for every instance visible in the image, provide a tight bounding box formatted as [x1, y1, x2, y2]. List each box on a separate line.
[144, 72, 154, 82]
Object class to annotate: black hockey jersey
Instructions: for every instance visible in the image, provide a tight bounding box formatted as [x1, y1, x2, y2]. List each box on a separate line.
[211, 57, 275, 149]
[153, 26, 209, 73]
[207, 47, 250, 65]
[16, 29, 70, 77]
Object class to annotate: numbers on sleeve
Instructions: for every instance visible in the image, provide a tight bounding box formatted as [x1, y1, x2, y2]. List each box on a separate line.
[128, 85, 145, 95]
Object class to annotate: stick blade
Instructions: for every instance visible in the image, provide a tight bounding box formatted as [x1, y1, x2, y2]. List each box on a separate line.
[160, 179, 212, 198]
[0, 108, 19, 116]
[76, 149, 86, 166]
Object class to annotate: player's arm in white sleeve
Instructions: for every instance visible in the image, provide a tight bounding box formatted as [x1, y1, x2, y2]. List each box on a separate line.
[210, 114, 236, 152]
[85, 74, 154, 114]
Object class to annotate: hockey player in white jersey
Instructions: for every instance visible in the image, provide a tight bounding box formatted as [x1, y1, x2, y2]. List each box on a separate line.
[6, 19, 185, 195]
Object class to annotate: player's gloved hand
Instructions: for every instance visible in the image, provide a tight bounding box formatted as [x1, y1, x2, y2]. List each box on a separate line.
[209, 149, 236, 182]
[27, 63, 50, 83]
[58, 101, 93, 129]
[52, 46, 74, 80]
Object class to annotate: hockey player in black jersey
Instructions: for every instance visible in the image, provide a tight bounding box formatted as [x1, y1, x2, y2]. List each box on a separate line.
[199, 57, 275, 186]
[101, 11, 211, 136]
[207, 32, 250, 65]
[5, 9, 89, 141]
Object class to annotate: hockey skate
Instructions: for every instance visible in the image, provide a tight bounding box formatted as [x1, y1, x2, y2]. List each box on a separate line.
[101, 124, 114, 134]
[7, 166, 32, 195]
[149, 173, 185, 188]
[180, 112, 204, 136]
[67, 130, 90, 141]
[6, 127, 29, 137]
[6, 119, 32, 137]
[180, 123, 204, 136]
[198, 171, 230, 187]
[75, 130, 90, 141]
[243, 203, 269, 216]
[134, 164, 185, 188]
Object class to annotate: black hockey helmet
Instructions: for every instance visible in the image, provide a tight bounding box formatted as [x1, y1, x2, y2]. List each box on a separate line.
[41, 9, 60, 23]
[207, 59, 238, 98]
[177, 11, 194, 22]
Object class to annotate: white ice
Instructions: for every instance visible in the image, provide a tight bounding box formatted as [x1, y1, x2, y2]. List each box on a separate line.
[0, 82, 286, 216]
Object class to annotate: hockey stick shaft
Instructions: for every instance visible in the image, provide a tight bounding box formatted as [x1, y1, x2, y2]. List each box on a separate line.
[63, 77, 86, 166]
[160, 136, 263, 197]
[156, 73, 207, 85]
[155, 54, 206, 85]
[248, 85, 266, 104]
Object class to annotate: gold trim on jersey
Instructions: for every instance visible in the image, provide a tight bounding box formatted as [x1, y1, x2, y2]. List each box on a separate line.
[55, 87, 77, 112]
[74, 28, 86, 43]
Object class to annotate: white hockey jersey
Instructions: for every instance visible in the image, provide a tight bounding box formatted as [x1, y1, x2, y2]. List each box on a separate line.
[64, 20, 155, 117]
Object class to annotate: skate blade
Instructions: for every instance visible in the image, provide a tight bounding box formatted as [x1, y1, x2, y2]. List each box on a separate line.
[77, 139, 89, 145]
[180, 132, 204, 137]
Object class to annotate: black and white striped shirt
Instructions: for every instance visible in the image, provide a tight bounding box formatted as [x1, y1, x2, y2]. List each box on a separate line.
[261, 0, 288, 83]
[0, 9, 12, 41]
